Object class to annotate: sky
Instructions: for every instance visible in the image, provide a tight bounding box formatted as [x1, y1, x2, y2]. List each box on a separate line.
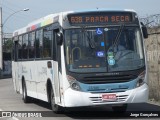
[1, 0, 160, 33]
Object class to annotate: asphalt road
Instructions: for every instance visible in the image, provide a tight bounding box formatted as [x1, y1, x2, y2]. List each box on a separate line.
[0, 78, 160, 120]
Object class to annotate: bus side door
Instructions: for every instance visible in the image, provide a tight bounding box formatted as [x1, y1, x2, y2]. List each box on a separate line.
[52, 31, 61, 104]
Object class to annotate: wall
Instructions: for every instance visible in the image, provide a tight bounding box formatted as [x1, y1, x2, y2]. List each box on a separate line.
[145, 27, 160, 101]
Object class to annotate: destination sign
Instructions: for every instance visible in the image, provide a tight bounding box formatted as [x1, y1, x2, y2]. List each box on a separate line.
[67, 12, 134, 25]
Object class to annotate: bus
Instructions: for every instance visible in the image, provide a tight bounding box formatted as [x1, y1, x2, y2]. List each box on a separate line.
[12, 9, 149, 113]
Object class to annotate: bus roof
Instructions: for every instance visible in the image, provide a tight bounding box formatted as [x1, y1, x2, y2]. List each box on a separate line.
[13, 9, 136, 37]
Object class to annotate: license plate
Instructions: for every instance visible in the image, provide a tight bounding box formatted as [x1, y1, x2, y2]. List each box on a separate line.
[102, 94, 117, 101]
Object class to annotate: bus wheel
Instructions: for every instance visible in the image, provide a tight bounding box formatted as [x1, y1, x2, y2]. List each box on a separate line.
[112, 104, 128, 113]
[50, 88, 63, 113]
[22, 81, 30, 103]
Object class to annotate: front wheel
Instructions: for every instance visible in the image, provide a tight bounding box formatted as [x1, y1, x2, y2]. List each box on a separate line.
[22, 81, 30, 103]
[112, 104, 128, 113]
[50, 88, 63, 113]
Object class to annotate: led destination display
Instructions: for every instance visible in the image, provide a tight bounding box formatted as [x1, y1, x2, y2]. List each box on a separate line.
[68, 12, 134, 25]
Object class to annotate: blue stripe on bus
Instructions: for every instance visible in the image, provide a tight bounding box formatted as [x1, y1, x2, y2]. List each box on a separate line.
[78, 79, 137, 93]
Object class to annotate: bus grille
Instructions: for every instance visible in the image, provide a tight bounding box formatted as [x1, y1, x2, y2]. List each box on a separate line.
[81, 75, 137, 84]
[89, 95, 128, 103]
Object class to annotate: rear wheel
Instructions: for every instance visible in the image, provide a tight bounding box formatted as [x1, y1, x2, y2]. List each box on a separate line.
[22, 81, 30, 103]
[112, 104, 128, 113]
[50, 88, 63, 113]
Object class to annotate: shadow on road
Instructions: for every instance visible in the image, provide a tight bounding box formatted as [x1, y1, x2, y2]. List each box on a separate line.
[31, 98, 51, 110]
[30, 98, 160, 118]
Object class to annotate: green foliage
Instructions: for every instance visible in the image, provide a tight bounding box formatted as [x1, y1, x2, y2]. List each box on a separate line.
[3, 38, 13, 53]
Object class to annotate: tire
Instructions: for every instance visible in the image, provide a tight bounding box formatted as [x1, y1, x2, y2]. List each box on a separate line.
[112, 104, 128, 113]
[22, 81, 30, 103]
[50, 87, 63, 113]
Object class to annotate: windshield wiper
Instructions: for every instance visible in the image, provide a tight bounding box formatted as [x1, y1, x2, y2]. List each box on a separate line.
[86, 32, 96, 49]
[82, 27, 96, 49]
[108, 24, 125, 52]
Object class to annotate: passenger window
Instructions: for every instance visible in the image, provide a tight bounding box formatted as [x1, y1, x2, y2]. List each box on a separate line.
[53, 32, 57, 61]
[18, 36, 22, 60]
[22, 34, 28, 59]
[35, 29, 43, 58]
[12, 37, 18, 61]
[43, 27, 52, 58]
[28, 32, 35, 59]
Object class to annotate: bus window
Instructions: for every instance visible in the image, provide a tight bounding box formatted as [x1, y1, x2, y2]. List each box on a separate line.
[12, 37, 18, 61]
[52, 31, 57, 61]
[22, 34, 28, 59]
[28, 32, 35, 59]
[43, 27, 52, 58]
[12, 41, 15, 61]
[18, 36, 22, 60]
[35, 29, 43, 58]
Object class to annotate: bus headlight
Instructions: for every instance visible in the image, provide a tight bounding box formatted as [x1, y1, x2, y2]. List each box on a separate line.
[67, 75, 81, 91]
[136, 71, 145, 88]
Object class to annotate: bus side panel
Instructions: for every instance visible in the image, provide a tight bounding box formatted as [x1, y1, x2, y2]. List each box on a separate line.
[12, 61, 17, 92]
[36, 60, 51, 102]
[22, 61, 37, 99]
[17, 62, 22, 94]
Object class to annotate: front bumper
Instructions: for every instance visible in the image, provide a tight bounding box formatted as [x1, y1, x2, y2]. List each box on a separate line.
[63, 83, 149, 107]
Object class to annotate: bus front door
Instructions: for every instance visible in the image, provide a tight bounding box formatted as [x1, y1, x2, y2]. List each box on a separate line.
[52, 31, 61, 104]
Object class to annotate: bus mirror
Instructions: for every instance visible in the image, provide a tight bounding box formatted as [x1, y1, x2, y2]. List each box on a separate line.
[57, 32, 63, 45]
[142, 26, 148, 39]
[141, 22, 148, 39]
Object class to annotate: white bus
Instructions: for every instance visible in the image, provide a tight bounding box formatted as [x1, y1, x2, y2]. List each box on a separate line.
[12, 9, 149, 113]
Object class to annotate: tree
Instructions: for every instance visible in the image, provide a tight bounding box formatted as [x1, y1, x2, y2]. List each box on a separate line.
[3, 38, 13, 53]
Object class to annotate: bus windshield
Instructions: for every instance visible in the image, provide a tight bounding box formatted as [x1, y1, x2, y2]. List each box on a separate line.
[64, 26, 145, 73]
